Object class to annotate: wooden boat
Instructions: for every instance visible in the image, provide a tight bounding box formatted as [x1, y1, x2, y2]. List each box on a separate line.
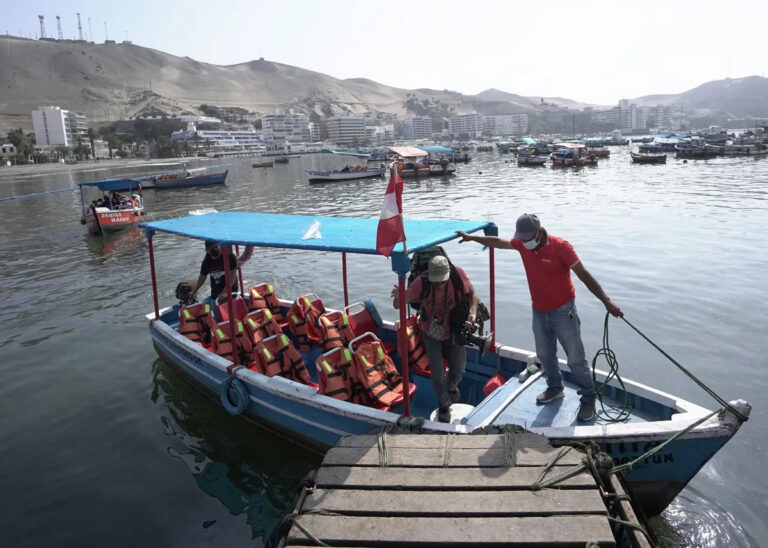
[253, 160, 275, 168]
[142, 169, 228, 189]
[305, 166, 386, 184]
[674, 144, 717, 159]
[630, 151, 667, 164]
[427, 159, 456, 175]
[550, 143, 597, 167]
[387, 146, 431, 178]
[78, 179, 145, 235]
[140, 212, 750, 517]
[273, 156, 290, 164]
[517, 155, 548, 166]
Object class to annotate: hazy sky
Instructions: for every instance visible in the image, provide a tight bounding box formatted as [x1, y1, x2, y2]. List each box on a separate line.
[5, 0, 766, 105]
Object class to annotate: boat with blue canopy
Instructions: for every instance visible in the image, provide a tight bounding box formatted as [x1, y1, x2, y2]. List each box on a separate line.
[140, 211, 750, 516]
[78, 178, 145, 234]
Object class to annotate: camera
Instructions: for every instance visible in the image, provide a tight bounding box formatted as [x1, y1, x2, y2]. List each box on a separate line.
[457, 321, 494, 357]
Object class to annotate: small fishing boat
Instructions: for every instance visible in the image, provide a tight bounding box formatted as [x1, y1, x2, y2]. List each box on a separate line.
[388, 146, 431, 178]
[273, 156, 290, 164]
[253, 160, 275, 168]
[143, 169, 228, 189]
[426, 158, 456, 175]
[674, 143, 716, 159]
[305, 166, 386, 184]
[517, 155, 548, 166]
[551, 143, 597, 167]
[630, 151, 667, 164]
[78, 179, 145, 235]
[140, 212, 750, 517]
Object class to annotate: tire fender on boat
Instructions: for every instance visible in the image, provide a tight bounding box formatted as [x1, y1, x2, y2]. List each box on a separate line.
[219, 376, 249, 415]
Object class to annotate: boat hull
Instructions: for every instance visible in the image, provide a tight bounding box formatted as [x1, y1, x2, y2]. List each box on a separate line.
[148, 311, 748, 517]
[306, 168, 385, 183]
[83, 207, 144, 233]
[144, 170, 228, 189]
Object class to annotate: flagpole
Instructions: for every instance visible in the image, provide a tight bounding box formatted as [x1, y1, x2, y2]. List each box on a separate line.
[397, 239, 410, 417]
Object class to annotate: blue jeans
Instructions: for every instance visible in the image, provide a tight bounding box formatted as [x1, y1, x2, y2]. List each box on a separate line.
[532, 299, 595, 402]
[422, 334, 466, 410]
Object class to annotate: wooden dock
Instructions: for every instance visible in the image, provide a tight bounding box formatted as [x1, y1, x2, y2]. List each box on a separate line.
[277, 429, 653, 547]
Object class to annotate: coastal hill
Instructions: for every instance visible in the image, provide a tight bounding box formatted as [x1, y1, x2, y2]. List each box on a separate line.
[1, 34, 767, 134]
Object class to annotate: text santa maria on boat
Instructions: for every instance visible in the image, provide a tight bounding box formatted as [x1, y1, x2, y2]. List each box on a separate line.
[140, 211, 750, 517]
[78, 178, 145, 234]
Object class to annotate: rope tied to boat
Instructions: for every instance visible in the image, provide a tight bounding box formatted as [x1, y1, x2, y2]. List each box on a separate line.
[376, 424, 396, 467]
[281, 509, 341, 547]
[611, 407, 721, 476]
[530, 446, 577, 490]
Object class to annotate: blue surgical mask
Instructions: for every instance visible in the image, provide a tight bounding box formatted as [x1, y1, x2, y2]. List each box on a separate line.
[523, 237, 538, 250]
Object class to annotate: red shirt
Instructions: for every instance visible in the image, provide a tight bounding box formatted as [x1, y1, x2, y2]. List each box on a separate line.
[406, 266, 473, 338]
[510, 231, 580, 311]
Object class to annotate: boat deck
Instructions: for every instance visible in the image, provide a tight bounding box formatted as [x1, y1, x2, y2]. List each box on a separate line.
[278, 431, 650, 546]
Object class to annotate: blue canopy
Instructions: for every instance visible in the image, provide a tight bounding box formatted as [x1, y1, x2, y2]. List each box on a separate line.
[141, 212, 497, 275]
[78, 178, 142, 192]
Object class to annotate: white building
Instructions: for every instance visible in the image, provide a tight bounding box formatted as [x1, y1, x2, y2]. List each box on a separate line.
[262, 112, 310, 144]
[32, 106, 89, 147]
[656, 105, 673, 131]
[484, 114, 529, 136]
[170, 128, 265, 152]
[449, 113, 483, 138]
[1, 143, 16, 163]
[618, 100, 647, 131]
[326, 116, 366, 146]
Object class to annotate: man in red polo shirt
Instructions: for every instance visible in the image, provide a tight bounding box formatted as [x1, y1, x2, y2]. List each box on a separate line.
[457, 213, 622, 422]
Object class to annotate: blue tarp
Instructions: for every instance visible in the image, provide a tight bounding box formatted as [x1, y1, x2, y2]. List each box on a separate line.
[141, 212, 497, 274]
[420, 145, 455, 155]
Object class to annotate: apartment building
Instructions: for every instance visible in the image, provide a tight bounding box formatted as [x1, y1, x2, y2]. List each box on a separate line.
[32, 106, 89, 147]
[449, 113, 483, 138]
[262, 112, 311, 144]
[326, 116, 366, 145]
[484, 114, 529, 137]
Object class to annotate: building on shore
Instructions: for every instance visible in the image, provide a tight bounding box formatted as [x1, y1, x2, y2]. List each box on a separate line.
[483, 114, 529, 137]
[31, 106, 89, 147]
[170, 127, 265, 153]
[326, 116, 366, 146]
[449, 113, 483, 139]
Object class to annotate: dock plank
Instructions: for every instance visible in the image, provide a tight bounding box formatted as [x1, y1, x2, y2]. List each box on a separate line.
[338, 432, 555, 451]
[324, 445, 583, 467]
[286, 515, 616, 546]
[302, 488, 608, 516]
[314, 465, 596, 490]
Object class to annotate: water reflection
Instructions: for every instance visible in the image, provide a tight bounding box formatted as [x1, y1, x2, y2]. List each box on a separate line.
[84, 226, 147, 258]
[150, 359, 321, 542]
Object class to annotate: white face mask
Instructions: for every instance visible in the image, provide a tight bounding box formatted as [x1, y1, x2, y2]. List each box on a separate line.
[523, 237, 539, 250]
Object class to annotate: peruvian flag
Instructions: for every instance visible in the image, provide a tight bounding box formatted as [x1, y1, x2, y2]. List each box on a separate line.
[376, 166, 405, 256]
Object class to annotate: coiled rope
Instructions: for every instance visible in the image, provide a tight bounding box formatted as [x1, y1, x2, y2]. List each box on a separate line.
[592, 313, 748, 423]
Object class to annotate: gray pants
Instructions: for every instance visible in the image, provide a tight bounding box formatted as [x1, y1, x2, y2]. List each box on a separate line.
[422, 333, 466, 409]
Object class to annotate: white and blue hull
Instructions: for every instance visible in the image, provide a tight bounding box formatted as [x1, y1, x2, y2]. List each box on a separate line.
[148, 305, 749, 516]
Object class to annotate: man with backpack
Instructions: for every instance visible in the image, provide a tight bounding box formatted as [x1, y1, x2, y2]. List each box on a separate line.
[457, 213, 622, 422]
[392, 252, 477, 423]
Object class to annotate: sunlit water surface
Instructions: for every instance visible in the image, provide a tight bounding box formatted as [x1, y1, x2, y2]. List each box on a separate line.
[0, 149, 765, 547]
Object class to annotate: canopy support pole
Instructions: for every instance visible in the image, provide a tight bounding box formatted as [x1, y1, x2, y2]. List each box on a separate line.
[147, 232, 159, 321]
[222, 246, 239, 372]
[235, 244, 245, 295]
[489, 247, 496, 351]
[342, 252, 349, 307]
[397, 243, 410, 417]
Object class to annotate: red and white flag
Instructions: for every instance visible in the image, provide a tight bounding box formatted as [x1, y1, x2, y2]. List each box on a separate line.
[376, 167, 405, 256]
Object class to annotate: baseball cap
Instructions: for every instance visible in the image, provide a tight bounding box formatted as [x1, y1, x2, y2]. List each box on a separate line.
[514, 213, 540, 240]
[428, 256, 450, 282]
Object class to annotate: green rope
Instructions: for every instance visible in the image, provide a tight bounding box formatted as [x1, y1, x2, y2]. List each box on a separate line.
[620, 316, 748, 422]
[500, 425, 519, 467]
[591, 314, 633, 422]
[530, 446, 574, 490]
[611, 408, 720, 476]
[605, 515, 656, 545]
[377, 424, 395, 467]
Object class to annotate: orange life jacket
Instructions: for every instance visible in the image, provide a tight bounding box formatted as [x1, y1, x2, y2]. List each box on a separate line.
[217, 295, 248, 322]
[253, 333, 311, 384]
[317, 310, 355, 352]
[178, 303, 215, 345]
[315, 346, 367, 403]
[400, 314, 431, 375]
[352, 339, 403, 407]
[287, 295, 325, 352]
[243, 308, 282, 351]
[211, 320, 252, 363]
[248, 283, 284, 322]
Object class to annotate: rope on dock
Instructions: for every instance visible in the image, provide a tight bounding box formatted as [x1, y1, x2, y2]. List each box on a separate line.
[376, 424, 396, 467]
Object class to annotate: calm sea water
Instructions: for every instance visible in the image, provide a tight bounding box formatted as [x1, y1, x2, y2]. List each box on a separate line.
[0, 149, 766, 547]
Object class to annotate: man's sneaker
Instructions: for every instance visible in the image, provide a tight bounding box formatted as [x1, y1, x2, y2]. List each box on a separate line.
[448, 388, 461, 404]
[577, 400, 596, 422]
[536, 388, 564, 404]
[437, 406, 451, 423]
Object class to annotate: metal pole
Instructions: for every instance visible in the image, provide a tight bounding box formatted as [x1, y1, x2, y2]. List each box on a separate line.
[489, 246, 496, 351]
[342, 252, 349, 307]
[235, 244, 245, 295]
[397, 241, 410, 417]
[222, 246, 239, 372]
[147, 233, 159, 321]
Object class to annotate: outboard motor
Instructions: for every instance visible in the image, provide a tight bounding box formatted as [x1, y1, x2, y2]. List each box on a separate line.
[175, 279, 198, 306]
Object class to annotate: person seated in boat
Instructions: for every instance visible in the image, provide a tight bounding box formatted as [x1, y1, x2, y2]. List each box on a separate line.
[341, 166, 350, 173]
[457, 213, 622, 423]
[391, 255, 477, 423]
[190, 240, 255, 302]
